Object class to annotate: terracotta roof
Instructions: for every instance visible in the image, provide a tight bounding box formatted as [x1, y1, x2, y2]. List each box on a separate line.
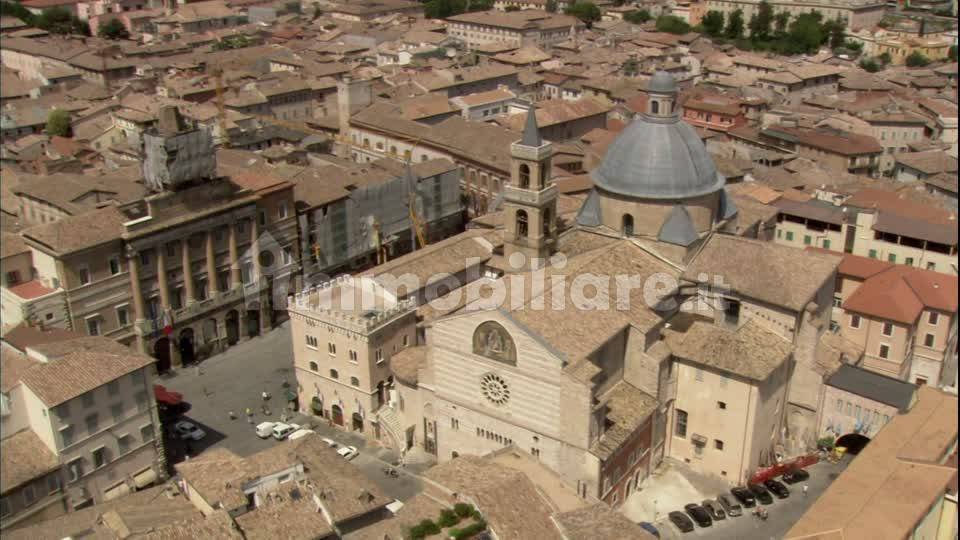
[22, 206, 128, 255]
[666, 319, 793, 382]
[785, 386, 958, 540]
[894, 150, 958, 175]
[0, 429, 59, 494]
[842, 264, 958, 325]
[763, 125, 882, 155]
[19, 349, 154, 407]
[1, 323, 84, 354]
[6, 279, 56, 300]
[390, 345, 427, 386]
[589, 381, 657, 460]
[0, 232, 29, 259]
[684, 235, 838, 311]
[554, 503, 657, 540]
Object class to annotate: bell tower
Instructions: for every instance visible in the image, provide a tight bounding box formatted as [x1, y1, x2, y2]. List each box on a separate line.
[503, 104, 558, 272]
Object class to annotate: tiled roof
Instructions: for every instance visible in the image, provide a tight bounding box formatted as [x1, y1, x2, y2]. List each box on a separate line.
[666, 319, 793, 382]
[842, 264, 958, 324]
[0, 429, 59, 494]
[554, 504, 658, 540]
[589, 381, 657, 460]
[22, 206, 128, 256]
[1, 323, 84, 354]
[826, 364, 916, 412]
[6, 279, 56, 300]
[19, 349, 154, 407]
[390, 345, 427, 386]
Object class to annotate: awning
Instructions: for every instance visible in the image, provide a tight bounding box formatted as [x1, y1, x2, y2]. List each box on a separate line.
[103, 482, 131, 501]
[133, 468, 158, 489]
[154, 384, 183, 406]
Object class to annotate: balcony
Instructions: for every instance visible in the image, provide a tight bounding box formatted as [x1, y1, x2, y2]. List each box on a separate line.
[134, 286, 246, 337]
[503, 183, 558, 207]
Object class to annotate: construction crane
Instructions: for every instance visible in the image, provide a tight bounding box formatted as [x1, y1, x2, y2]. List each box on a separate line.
[402, 134, 428, 251]
[213, 67, 230, 148]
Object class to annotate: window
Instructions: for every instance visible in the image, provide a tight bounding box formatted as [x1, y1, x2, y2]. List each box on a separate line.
[258, 211, 266, 227]
[724, 298, 741, 325]
[60, 425, 74, 447]
[883, 414, 890, 423]
[82, 392, 95, 408]
[79, 267, 91, 285]
[118, 434, 131, 455]
[402, 335, 408, 347]
[348, 350, 358, 363]
[803, 235, 812, 245]
[850, 314, 861, 329]
[916, 377, 927, 386]
[67, 459, 84, 482]
[375, 348, 384, 364]
[109, 257, 121, 275]
[887, 253, 897, 263]
[675, 409, 688, 438]
[777, 229, 782, 239]
[140, 424, 154, 442]
[135, 390, 147, 412]
[878, 343, 890, 359]
[868, 249, 877, 259]
[928, 312, 939, 325]
[715, 439, 724, 451]
[86, 318, 101, 336]
[622, 214, 634, 236]
[92, 447, 108, 469]
[926, 262, 936, 271]
[309, 361, 318, 371]
[451, 418, 459, 430]
[0, 498, 10, 518]
[85, 413, 99, 434]
[717, 401, 726, 410]
[516, 210, 528, 237]
[785, 231, 794, 241]
[278, 203, 288, 219]
[329, 369, 339, 379]
[165, 243, 176, 258]
[882, 322, 894, 336]
[107, 380, 120, 396]
[855, 405, 861, 420]
[694, 369, 704, 382]
[328, 343, 336, 355]
[924, 333, 935, 348]
[305, 335, 318, 348]
[116, 306, 129, 327]
[350, 377, 360, 387]
[823, 239, 831, 250]
[47, 474, 60, 494]
[130, 370, 144, 386]
[140, 250, 151, 266]
[111, 402, 123, 423]
[21, 486, 34, 507]
[836, 398, 843, 412]
[905, 256, 914, 266]
[845, 401, 852, 415]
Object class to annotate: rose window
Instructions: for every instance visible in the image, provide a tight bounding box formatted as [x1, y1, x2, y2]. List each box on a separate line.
[480, 373, 510, 406]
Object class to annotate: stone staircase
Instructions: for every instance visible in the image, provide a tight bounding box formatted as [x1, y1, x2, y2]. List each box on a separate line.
[376, 406, 404, 451]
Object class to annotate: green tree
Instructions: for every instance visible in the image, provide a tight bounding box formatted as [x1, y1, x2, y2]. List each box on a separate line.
[46, 109, 71, 137]
[878, 51, 891, 64]
[655, 14, 691, 34]
[424, 0, 465, 19]
[949, 45, 958, 62]
[545, 0, 557, 12]
[0, 0, 34, 24]
[773, 11, 789, 34]
[843, 39, 863, 52]
[859, 57, 880, 72]
[724, 8, 744, 39]
[701, 10, 724, 37]
[98, 18, 129, 40]
[284, 0, 300, 13]
[748, 0, 773, 40]
[504, 4, 520, 10]
[34, 7, 88, 35]
[905, 50, 930, 67]
[824, 16, 845, 49]
[623, 9, 651, 24]
[564, 1, 601, 25]
[784, 12, 824, 54]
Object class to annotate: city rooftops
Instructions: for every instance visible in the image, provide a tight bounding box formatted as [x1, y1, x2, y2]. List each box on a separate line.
[446, 9, 582, 31]
[289, 275, 416, 332]
[0, 429, 59, 495]
[18, 348, 154, 407]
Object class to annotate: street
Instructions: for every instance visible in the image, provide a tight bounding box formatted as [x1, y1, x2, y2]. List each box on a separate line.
[160, 320, 428, 502]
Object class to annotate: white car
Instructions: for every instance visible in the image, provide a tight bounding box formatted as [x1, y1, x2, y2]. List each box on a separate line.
[272, 423, 300, 440]
[173, 420, 206, 441]
[288, 428, 315, 441]
[336, 445, 358, 460]
[255, 422, 276, 439]
[320, 437, 338, 448]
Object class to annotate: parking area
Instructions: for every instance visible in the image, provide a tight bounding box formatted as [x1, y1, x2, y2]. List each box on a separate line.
[161, 321, 430, 502]
[622, 457, 852, 540]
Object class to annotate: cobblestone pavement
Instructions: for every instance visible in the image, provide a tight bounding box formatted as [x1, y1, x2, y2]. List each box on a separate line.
[161, 320, 430, 501]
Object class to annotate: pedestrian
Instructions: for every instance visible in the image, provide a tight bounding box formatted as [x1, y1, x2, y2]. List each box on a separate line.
[803, 484, 809, 497]
[229, 410, 236, 420]
[262, 390, 270, 401]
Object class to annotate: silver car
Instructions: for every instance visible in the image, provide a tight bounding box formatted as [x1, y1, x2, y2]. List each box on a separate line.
[717, 493, 743, 517]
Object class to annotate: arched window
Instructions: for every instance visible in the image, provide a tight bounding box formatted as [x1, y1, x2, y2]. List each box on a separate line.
[651, 101, 659, 115]
[329, 369, 339, 379]
[469, 170, 477, 188]
[350, 376, 360, 387]
[518, 164, 530, 189]
[309, 361, 318, 371]
[516, 210, 529, 237]
[622, 214, 634, 236]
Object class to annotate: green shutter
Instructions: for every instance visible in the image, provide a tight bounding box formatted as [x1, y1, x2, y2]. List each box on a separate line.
[786, 231, 794, 241]
[868, 249, 877, 259]
[804, 235, 812, 245]
[823, 239, 831, 249]
[888, 253, 897, 263]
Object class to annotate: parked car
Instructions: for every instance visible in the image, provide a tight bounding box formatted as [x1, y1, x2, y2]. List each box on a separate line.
[336, 445, 358, 460]
[702, 499, 726, 520]
[638, 522, 660, 538]
[730, 487, 756, 508]
[781, 468, 810, 484]
[272, 423, 300, 440]
[255, 422, 276, 439]
[320, 437, 338, 448]
[173, 420, 206, 441]
[288, 428, 315, 441]
[684, 503, 713, 527]
[668, 511, 694, 533]
[764, 478, 790, 499]
[748, 483, 774, 505]
[717, 493, 743, 517]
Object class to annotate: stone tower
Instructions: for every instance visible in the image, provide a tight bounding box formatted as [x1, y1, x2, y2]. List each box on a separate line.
[503, 104, 558, 272]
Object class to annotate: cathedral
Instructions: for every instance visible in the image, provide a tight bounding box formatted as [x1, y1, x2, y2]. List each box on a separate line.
[288, 72, 842, 507]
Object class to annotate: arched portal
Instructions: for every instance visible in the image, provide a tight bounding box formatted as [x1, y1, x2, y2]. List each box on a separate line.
[331, 404, 344, 426]
[225, 310, 240, 345]
[835, 433, 870, 455]
[178, 328, 195, 366]
[153, 338, 171, 373]
[352, 412, 364, 432]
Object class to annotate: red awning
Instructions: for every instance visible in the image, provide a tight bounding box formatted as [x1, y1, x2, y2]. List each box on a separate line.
[154, 384, 183, 406]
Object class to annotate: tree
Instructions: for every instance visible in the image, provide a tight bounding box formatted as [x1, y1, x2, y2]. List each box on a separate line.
[623, 9, 651, 24]
[504, 4, 521, 10]
[284, 0, 300, 13]
[34, 7, 88, 35]
[878, 51, 891, 65]
[824, 16, 845, 49]
[545, 0, 558, 12]
[859, 57, 880, 72]
[0, 0, 34, 24]
[622, 56, 639, 76]
[312, 4, 321, 18]
[784, 12, 824, 54]
[98, 18, 129, 40]
[424, 0, 465, 19]
[905, 50, 930, 67]
[564, 1, 601, 25]
[773, 11, 789, 34]
[46, 109, 71, 137]
[724, 8, 744, 39]
[701, 10, 724, 37]
[843, 39, 863, 52]
[950, 45, 958, 62]
[655, 15, 690, 34]
[748, 0, 773, 40]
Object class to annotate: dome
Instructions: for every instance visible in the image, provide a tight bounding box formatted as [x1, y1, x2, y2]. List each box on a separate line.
[648, 71, 678, 94]
[591, 114, 725, 200]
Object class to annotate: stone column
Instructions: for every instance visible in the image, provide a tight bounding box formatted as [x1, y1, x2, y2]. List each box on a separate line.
[181, 237, 195, 305]
[157, 248, 170, 309]
[250, 218, 261, 284]
[127, 249, 147, 353]
[229, 222, 241, 289]
[206, 230, 218, 298]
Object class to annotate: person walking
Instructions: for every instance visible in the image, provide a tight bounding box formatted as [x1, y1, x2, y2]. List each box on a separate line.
[229, 410, 236, 420]
[802, 484, 809, 497]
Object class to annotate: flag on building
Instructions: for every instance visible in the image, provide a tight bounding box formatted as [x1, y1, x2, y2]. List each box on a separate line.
[162, 310, 174, 336]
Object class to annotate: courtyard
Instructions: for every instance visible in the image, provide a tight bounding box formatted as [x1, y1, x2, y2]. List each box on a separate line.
[159, 320, 431, 502]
